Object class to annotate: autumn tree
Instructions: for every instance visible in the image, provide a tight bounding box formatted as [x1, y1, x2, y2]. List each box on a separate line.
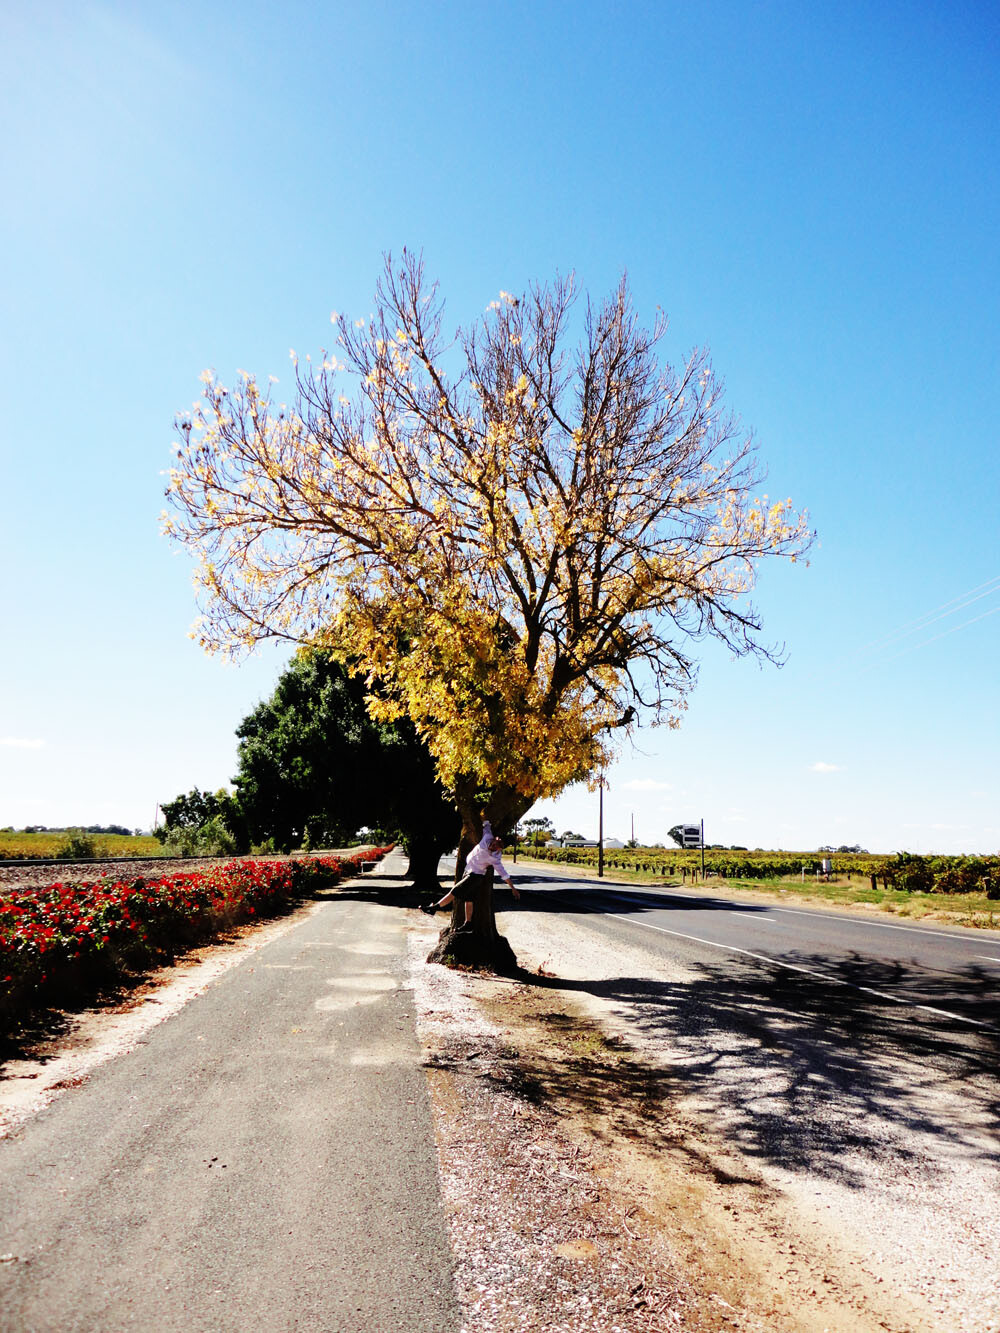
[165, 253, 810, 960]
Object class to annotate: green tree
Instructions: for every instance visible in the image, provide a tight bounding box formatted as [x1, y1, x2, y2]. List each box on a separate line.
[522, 816, 555, 847]
[233, 651, 460, 888]
[155, 787, 245, 856]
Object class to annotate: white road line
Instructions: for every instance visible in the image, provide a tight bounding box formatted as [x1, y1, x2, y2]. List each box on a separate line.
[604, 913, 996, 1032]
[768, 905, 997, 944]
[592, 884, 998, 946]
[732, 912, 785, 924]
[974, 955, 1000, 964]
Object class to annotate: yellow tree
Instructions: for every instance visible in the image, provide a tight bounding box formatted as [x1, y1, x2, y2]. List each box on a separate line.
[165, 251, 810, 872]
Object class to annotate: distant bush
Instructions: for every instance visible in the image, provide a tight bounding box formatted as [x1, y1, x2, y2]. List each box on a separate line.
[158, 815, 236, 859]
[55, 829, 99, 860]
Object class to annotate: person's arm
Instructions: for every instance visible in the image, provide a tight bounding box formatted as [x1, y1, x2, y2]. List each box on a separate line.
[492, 851, 519, 897]
[478, 819, 494, 852]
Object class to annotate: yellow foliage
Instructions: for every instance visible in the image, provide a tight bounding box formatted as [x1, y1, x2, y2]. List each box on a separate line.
[165, 254, 812, 818]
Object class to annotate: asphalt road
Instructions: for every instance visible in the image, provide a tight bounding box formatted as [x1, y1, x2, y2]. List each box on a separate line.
[0, 873, 459, 1333]
[510, 868, 1000, 1031]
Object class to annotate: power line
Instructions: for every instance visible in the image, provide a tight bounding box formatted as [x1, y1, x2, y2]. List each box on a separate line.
[856, 603, 1000, 675]
[848, 574, 1000, 660]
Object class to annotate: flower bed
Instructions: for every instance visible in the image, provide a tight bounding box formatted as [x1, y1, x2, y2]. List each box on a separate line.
[0, 849, 389, 1028]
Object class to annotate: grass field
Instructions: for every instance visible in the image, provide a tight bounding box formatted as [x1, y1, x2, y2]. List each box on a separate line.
[514, 854, 1000, 929]
[0, 831, 163, 861]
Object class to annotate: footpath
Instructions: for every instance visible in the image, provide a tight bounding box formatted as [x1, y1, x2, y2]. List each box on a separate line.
[0, 849, 459, 1333]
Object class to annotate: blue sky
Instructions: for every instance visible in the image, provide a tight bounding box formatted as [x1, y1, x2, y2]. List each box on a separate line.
[2, 1, 997, 852]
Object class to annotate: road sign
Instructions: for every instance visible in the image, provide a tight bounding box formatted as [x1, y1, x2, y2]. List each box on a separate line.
[680, 823, 702, 848]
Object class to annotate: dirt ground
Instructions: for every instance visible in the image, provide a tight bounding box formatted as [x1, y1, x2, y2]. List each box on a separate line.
[490, 983, 934, 1331]
[410, 917, 952, 1333]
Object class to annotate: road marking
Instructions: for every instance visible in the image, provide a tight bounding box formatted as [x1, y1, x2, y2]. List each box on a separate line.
[974, 955, 1000, 964]
[604, 913, 997, 1031]
[773, 901, 997, 943]
[567, 881, 1000, 947]
[731, 912, 785, 924]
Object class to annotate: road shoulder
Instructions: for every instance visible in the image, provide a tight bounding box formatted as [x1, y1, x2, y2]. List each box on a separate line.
[409, 909, 949, 1333]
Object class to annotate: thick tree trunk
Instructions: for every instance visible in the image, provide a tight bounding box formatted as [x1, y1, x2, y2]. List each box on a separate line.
[425, 866, 518, 973]
[426, 782, 534, 973]
[403, 835, 449, 892]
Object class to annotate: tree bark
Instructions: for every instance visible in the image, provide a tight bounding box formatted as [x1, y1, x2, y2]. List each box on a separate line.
[425, 782, 533, 973]
[402, 834, 451, 892]
[425, 866, 518, 973]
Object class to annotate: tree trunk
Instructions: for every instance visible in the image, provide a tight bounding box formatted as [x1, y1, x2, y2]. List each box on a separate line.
[425, 866, 518, 973]
[402, 834, 450, 892]
[425, 783, 533, 973]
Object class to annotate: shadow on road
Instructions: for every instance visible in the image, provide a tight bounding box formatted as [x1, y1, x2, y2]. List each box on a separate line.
[337, 867, 763, 917]
[253, 867, 1000, 1194]
[500, 952, 1000, 1190]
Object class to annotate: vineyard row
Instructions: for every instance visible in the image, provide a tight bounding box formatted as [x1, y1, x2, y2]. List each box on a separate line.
[525, 846, 1000, 897]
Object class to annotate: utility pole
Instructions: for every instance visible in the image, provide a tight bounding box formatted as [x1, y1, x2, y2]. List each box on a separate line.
[631, 811, 635, 846]
[598, 776, 605, 878]
[700, 817, 705, 881]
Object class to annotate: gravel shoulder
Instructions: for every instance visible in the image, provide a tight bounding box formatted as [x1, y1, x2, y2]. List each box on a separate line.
[408, 903, 1000, 1333]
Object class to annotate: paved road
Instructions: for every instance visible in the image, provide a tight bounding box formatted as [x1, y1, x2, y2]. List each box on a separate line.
[510, 867, 1000, 1031]
[1, 857, 459, 1333]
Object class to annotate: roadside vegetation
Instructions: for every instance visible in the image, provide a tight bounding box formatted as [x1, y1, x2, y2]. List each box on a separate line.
[0, 848, 389, 1032]
[520, 846, 1000, 926]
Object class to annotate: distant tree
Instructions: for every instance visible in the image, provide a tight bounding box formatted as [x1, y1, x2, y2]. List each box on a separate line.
[522, 816, 555, 847]
[155, 787, 245, 856]
[667, 824, 687, 848]
[233, 651, 460, 887]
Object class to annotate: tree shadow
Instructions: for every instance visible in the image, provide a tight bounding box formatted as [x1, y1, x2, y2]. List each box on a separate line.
[506, 877, 770, 913]
[496, 951, 1000, 1191]
[321, 871, 433, 907]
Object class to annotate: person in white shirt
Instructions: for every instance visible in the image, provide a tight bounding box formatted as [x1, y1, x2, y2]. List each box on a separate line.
[420, 817, 520, 929]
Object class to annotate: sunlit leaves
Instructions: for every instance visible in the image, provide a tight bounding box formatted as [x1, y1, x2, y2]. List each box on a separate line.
[165, 253, 811, 811]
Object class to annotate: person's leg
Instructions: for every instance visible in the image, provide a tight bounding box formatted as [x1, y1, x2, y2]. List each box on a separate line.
[420, 889, 454, 915]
